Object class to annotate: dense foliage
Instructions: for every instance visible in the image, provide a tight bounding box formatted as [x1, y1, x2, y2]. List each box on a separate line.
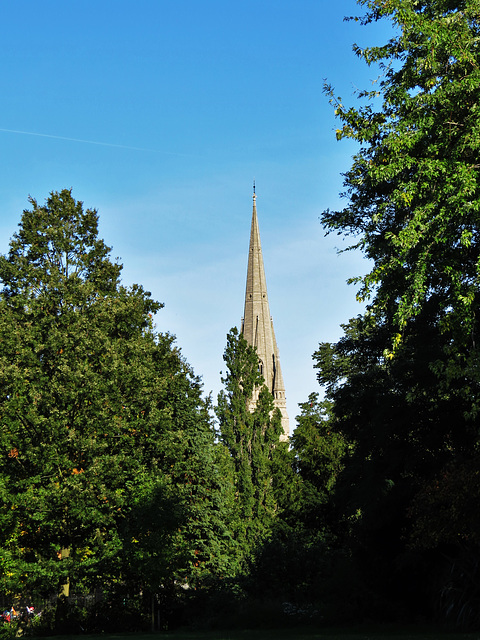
[4, 1, 480, 631]
[315, 0, 480, 625]
[216, 328, 284, 565]
[0, 190, 224, 604]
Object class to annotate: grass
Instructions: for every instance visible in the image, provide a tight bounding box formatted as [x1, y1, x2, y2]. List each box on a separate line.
[30, 626, 480, 640]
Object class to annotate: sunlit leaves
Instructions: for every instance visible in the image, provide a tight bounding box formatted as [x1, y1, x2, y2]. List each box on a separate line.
[315, 0, 480, 619]
[324, 0, 480, 357]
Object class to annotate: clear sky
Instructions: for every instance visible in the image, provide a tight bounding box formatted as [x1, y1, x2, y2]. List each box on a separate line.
[0, 1, 393, 427]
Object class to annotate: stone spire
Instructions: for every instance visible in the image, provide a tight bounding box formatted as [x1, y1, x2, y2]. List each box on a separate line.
[241, 186, 289, 439]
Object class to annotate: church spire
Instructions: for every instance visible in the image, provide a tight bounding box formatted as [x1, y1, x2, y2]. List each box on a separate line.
[241, 187, 289, 439]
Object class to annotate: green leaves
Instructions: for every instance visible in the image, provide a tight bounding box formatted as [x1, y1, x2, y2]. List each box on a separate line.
[0, 190, 221, 597]
[325, 0, 480, 355]
[216, 328, 283, 565]
[0, 190, 122, 303]
[315, 3, 480, 618]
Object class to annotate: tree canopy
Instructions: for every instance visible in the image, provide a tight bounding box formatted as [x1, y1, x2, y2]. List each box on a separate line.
[315, 0, 480, 623]
[0, 190, 221, 599]
[216, 328, 284, 566]
[325, 0, 480, 362]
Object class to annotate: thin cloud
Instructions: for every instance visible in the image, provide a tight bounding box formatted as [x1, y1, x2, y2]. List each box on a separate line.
[0, 128, 192, 157]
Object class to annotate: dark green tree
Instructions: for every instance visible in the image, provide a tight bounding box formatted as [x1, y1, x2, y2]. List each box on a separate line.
[324, 0, 480, 387]
[241, 393, 348, 614]
[288, 393, 346, 529]
[315, 0, 480, 621]
[215, 328, 283, 565]
[0, 190, 222, 602]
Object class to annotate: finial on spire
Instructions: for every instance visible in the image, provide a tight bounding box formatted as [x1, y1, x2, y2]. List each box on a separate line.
[253, 179, 256, 204]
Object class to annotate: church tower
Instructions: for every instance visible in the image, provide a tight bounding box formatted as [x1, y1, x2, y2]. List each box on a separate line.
[241, 186, 289, 439]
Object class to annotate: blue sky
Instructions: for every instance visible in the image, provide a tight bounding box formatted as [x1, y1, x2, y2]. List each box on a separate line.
[0, 1, 393, 426]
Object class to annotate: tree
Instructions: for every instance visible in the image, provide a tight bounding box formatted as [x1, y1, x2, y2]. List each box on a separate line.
[289, 393, 346, 529]
[215, 328, 283, 565]
[324, 0, 480, 382]
[315, 0, 480, 621]
[0, 190, 221, 603]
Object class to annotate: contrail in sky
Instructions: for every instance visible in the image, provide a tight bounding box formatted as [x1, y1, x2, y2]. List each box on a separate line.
[0, 128, 190, 156]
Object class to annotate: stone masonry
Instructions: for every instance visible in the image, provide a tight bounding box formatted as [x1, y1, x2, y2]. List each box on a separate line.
[240, 189, 289, 439]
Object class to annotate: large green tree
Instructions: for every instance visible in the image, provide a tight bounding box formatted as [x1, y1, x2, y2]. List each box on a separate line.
[243, 394, 347, 615]
[289, 393, 346, 529]
[325, 0, 480, 378]
[0, 190, 223, 600]
[315, 0, 480, 622]
[216, 328, 284, 566]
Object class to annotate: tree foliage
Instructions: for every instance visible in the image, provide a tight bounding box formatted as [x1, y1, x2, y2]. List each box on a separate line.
[325, 0, 480, 365]
[315, 0, 480, 622]
[293, 394, 345, 498]
[216, 328, 283, 564]
[282, 393, 347, 530]
[0, 190, 221, 598]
